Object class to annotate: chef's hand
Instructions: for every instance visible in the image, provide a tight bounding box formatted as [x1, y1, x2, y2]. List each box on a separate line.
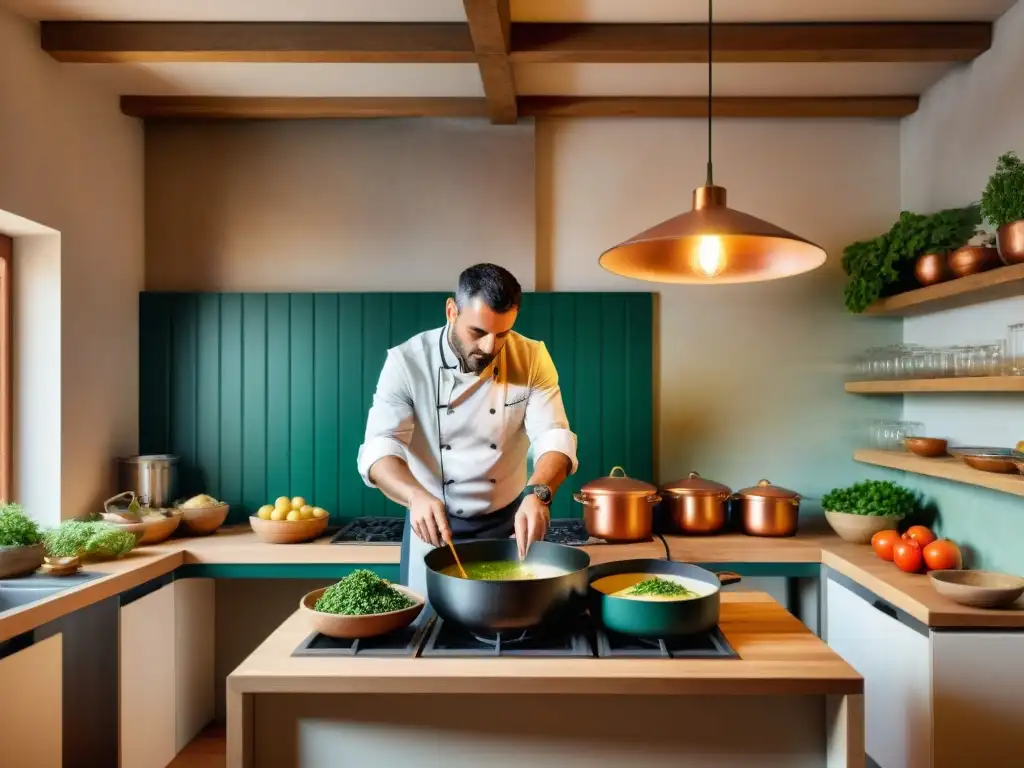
[514, 494, 550, 559]
[409, 489, 451, 548]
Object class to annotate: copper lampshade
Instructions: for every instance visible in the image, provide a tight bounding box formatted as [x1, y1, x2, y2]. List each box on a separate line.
[599, 185, 827, 284]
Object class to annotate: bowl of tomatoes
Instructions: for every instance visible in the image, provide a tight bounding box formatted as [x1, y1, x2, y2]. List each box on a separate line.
[871, 525, 963, 574]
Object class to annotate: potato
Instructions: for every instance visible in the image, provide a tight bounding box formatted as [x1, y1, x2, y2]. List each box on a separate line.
[290, 496, 307, 511]
[286, 509, 301, 522]
[256, 504, 273, 520]
[299, 504, 314, 520]
[270, 507, 288, 522]
[312, 507, 328, 519]
[274, 497, 291, 513]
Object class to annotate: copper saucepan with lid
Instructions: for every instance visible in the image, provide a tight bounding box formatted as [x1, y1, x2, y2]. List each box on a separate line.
[731, 479, 801, 537]
[660, 471, 731, 535]
[574, 466, 660, 543]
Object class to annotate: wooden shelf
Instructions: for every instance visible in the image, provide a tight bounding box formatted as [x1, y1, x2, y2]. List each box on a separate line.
[854, 450, 1024, 497]
[845, 377, 1024, 393]
[861, 262, 1024, 316]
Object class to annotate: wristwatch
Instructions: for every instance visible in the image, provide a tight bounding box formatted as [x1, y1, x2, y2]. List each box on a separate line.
[525, 484, 553, 505]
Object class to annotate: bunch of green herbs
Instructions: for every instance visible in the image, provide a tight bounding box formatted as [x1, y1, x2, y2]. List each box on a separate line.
[629, 578, 696, 598]
[822, 480, 918, 518]
[43, 520, 136, 559]
[842, 205, 982, 313]
[314, 569, 413, 616]
[0, 503, 43, 548]
[980, 151, 1024, 229]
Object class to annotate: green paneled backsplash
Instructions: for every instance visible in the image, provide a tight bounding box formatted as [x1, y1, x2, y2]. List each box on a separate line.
[139, 292, 654, 524]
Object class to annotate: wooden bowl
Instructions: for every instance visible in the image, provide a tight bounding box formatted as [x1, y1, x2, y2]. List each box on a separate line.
[249, 514, 329, 544]
[300, 585, 425, 639]
[0, 543, 44, 578]
[824, 510, 903, 545]
[904, 437, 948, 458]
[101, 511, 182, 545]
[177, 503, 230, 535]
[929, 570, 1024, 609]
[41, 555, 82, 576]
[961, 454, 1020, 474]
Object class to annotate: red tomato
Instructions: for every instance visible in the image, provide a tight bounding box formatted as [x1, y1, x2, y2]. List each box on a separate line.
[902, 525, 936, 547]
[893, 539, 925, 573]
[871, 529, 902, 561]
[923, 539, 963, 571]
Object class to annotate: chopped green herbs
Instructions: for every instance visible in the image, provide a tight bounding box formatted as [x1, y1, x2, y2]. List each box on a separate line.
[0, 503, 43, 548]
[629, 577, 696, 598]
[822, 480, 918, 518]
[43, 520, 136, 559]
[314, 569, 414, 616]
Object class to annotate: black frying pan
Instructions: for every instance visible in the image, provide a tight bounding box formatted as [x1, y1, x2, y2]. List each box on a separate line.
[587, 558, 741, 638]
[424, 539, 591, 635]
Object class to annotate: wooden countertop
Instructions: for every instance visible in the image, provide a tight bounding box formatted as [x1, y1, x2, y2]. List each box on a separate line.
[2, 524, 1022, 642]
[227, 591, 863, 697]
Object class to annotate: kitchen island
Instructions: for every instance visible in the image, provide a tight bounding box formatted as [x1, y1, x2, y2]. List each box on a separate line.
[227, 591, 863, 768]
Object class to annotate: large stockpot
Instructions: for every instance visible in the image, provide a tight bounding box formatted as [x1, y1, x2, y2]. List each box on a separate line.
[117, 454, 179, 507]
[424, 539, 590, 635]
[661, 472, 731, 535]
[588, 559, 741, 638]
[731, 479, 801, 537]
[573, 466, 660, 543]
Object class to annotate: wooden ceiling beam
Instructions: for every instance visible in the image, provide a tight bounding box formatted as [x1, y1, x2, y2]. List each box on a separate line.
[519, 96, 919, 119]
[120, 96, 490, 120]
[41, 21, 476, 63]
[510, 22, 992, 64]
[462, 0, 518, 124]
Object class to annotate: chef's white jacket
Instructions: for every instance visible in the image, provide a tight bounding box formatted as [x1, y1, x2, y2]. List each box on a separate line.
[357, 325, 578, 520]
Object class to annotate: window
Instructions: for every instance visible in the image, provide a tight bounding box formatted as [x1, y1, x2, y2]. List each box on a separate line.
[0, 234, 10, 502]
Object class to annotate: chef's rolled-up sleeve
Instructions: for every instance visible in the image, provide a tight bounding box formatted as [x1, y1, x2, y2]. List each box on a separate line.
[525, 342, 579, 474]
[357, 350, 416, 487]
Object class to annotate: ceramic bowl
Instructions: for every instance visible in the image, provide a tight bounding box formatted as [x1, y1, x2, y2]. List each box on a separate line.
[929, 570, 1024, 609]
[904, 437, 948, 458]
[41, 555, 82, 576]
[249, 514, 329, 544]
[101, 510, 182, 545]
[824, 510, 904, 545]
[177, 502, 230, 536]
[961, 454, 1020, 474]
[300, 585, 425, 639]
[0, 543, 45, 579]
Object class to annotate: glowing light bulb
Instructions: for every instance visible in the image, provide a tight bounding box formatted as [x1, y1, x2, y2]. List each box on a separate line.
[696, 235, 724, 277]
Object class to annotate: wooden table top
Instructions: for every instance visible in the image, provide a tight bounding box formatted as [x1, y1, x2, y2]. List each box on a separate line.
[2, 523, 1021, 642]
[228, 591, 863, 696]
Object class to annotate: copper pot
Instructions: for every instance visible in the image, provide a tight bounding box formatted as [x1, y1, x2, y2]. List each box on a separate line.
[574, 466, 660, 543]
[997, 220, 1024, 265]
[730, 479, 801, 537]
[914, 252, 950, 286]
[661, 472, 731, 535]
[948, 245, 1000, 278]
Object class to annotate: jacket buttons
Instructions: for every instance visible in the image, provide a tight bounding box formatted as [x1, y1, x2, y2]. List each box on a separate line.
[490, 443, 497, 450]
[489, 408, 496, 414]
[445, 479, 454, 486]
[456, 510, 464, 516]
[444, 444, 452, 451]
[489, 479, 496, 484]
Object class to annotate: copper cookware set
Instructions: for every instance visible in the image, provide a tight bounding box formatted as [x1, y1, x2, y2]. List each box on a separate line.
[573, 467, 801, 542]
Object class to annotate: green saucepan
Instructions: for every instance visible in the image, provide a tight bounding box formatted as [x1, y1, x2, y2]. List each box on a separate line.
[587, 558, 741, 639]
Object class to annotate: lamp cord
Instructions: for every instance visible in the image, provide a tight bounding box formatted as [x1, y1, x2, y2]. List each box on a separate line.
[705, 0, 714, 187]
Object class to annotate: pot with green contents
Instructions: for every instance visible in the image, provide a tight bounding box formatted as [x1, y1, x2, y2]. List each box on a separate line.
[588, 558, 741, 638]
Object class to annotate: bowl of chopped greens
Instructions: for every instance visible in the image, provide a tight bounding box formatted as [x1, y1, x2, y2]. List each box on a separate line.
[300, 569, 425, 639]
[822, 480, 917, 544]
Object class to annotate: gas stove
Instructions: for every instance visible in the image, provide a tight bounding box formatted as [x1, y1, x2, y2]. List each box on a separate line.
[331, 517, 598, 546]
[292, 608, 739, 660]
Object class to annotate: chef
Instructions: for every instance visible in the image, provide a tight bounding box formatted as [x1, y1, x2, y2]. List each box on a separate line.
[357, 264, 578, 595]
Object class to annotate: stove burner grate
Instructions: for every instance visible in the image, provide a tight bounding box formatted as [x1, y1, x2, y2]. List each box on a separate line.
[330, 516, 598, 546]
[291, 612, 435, 657]
[421, 616, 594, 657]
[595, 626, 738, 659]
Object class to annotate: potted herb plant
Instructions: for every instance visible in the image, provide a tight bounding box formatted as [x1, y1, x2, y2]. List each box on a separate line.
[0, 503, 45, 578]
[842, 205, 981, 312]
[821, 480, 918, 544]
[980, 151, 1024, 265]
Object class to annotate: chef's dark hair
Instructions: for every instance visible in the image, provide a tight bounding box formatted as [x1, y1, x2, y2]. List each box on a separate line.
[455, 263, 522, 313]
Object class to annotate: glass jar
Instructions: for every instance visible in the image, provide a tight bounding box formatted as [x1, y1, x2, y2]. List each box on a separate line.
[1009, 324, 1024, 376]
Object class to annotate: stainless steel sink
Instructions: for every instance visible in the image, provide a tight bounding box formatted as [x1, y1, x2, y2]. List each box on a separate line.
[0, 572, 101, 614]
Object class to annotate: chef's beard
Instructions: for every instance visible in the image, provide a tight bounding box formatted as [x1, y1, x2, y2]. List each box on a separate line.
[449, 327, 494, 374]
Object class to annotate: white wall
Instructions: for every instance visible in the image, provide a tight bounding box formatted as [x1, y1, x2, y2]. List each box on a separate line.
[0, 8, 144, 524]
[144, 119, 535, 292]
[898, 0, 1024, 574]
[538, 117, 903, 498]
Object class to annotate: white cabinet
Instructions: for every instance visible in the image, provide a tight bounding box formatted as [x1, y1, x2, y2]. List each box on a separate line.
[121, 582, 178, 768]
[825, 577, 931, 768]
[174, 577, 215, 751]
[0, 633, 62, 768]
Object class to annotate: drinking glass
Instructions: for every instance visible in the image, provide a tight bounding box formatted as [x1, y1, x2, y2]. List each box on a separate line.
[952, 346, 974, 377]
[1009, 324, 1024, 376]
[979, 343, 1005, 376]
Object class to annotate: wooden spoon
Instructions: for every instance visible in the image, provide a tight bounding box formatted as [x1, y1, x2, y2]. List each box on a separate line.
[447, 539, 469, 579]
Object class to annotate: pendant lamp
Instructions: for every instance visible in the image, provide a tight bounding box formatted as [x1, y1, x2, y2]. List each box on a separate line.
[598, 0, 827, 284]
